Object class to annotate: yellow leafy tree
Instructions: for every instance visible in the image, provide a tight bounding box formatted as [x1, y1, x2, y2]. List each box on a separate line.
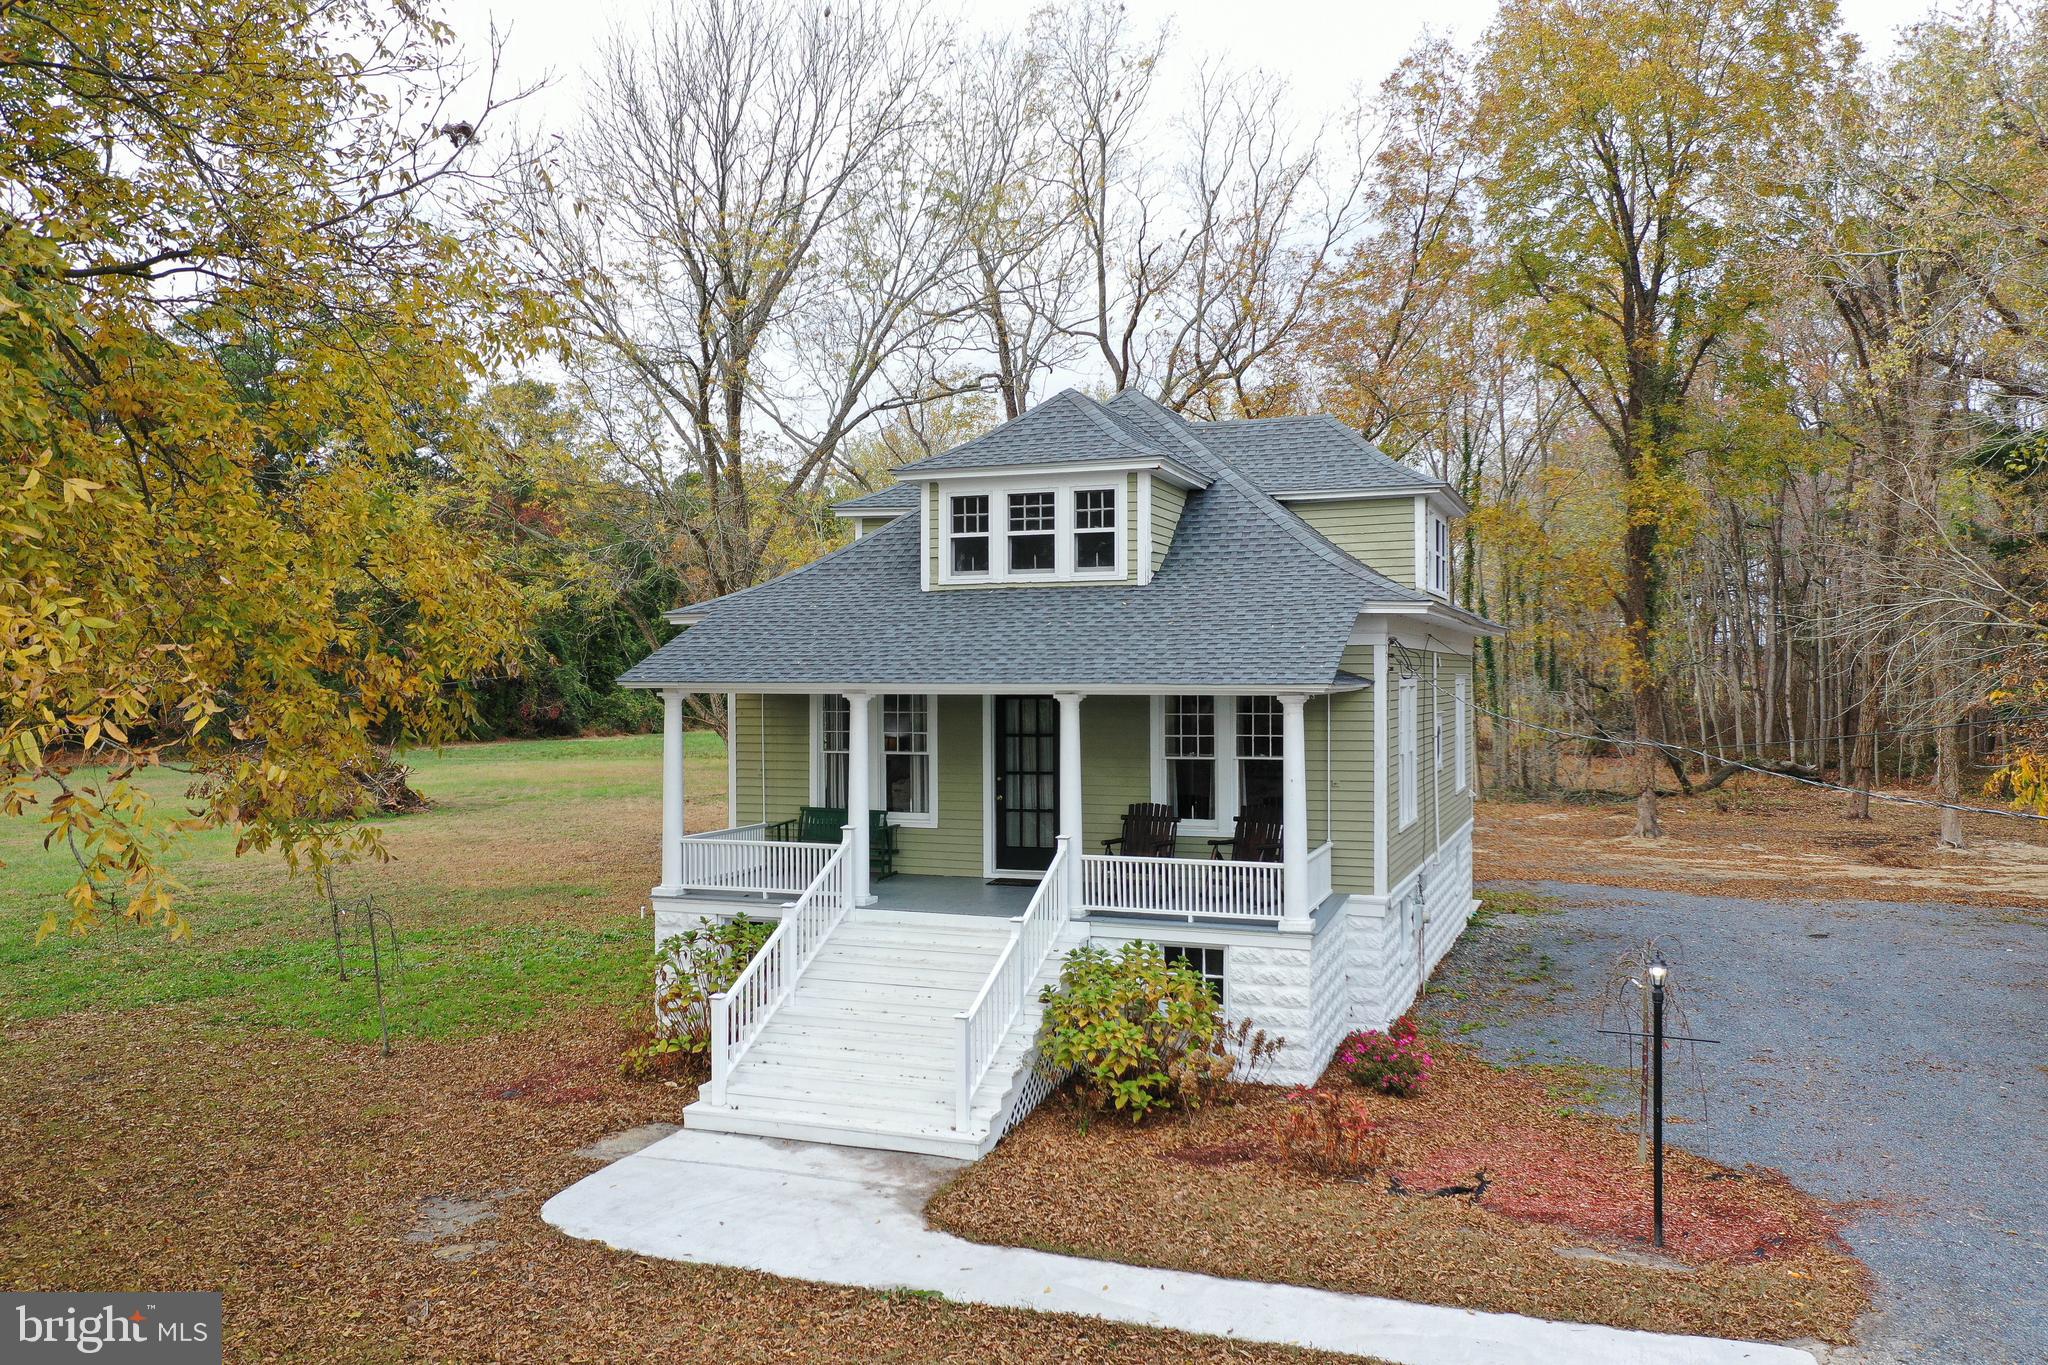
[1, 0, 543, 937]
[1472, 0, 1847, 835]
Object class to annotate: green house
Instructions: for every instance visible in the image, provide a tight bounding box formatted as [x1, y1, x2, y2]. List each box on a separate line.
[621, 389, 1500, 1157]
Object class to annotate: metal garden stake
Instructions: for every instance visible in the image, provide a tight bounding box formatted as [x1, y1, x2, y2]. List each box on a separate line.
[1648, 955, 1668, 1248]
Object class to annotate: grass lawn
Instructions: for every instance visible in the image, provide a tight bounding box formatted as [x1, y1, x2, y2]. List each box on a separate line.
[0, 734, 1341, 1364]
[0, 734, 727, 1041]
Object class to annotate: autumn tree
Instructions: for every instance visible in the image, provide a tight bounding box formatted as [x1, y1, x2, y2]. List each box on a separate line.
[1, 0, 540, 935]
[1473, 0, 1847, 836]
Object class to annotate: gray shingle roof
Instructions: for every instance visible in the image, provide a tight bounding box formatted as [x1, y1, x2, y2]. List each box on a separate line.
[894, 388, 1191, 476]
[1182, 415, 1440, 497]
[620, 471, 1419, 691]
[620, 388, 1466, 692]
[833, 483, 920, 514]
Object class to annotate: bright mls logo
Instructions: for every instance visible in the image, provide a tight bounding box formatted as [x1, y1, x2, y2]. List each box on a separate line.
[4, 1294, 221, 1363]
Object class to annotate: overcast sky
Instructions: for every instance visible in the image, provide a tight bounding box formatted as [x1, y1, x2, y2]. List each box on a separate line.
[442, 0, 1938, 141]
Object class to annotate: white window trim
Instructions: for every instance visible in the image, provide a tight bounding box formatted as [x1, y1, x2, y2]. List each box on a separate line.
[810, 693, 940, 828]
[935, 473, 1128, 585]
[1429, 514, 1452, 597]
[1149, 694, 1284, 838]
[1397, 676, 1419, 830]
[1454, 675, 1469, 792]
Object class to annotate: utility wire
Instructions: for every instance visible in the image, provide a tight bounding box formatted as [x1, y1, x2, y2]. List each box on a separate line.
[1475, 703, 2048, 824]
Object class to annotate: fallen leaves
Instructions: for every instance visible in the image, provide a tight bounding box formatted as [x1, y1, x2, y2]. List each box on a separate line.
[929, 1046, 1870, 1345]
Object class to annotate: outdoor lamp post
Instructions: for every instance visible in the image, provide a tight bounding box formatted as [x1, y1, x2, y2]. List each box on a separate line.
[1647, 956, 1668, 1248]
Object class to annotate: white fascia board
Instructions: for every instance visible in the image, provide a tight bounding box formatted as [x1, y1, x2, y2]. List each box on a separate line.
[619, 679, 1368, 696]
[1274, 484, 1472, 518]
[923, 457, 1210, 492]
[830, 505, 908, 522]
[661, 610, 706, 625]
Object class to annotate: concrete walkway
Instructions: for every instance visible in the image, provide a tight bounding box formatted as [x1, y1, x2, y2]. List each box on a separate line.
[542, 1127, 1815, 1365]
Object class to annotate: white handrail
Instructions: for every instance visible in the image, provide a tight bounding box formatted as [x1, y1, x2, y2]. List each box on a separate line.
[954, 837, 1071, 1129]
[678, 830, 836, 897]
[1079, 851, 1284, 922]
[1306, 841, 1334, 910]
[707, 827, 854, 1107]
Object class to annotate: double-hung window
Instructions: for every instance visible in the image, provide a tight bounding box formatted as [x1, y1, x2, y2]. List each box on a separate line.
[1164, 695, 1216, 822]
[882, 695, 931, 819]
[1073, 487, 1118, 571]
[817, 695, 935, 824]
[1397, 676, 1419, 829]
[1007, 491, 1056, 573]
[1454, 675, 1468, 792]
[1429, 515, 1452, 596]
[1235, 695, 1284, 815]
[949, 494, 990, 574]
[819, 695, 851, 809]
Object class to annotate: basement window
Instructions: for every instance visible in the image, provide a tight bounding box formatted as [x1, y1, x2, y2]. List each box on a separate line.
[1160, 944, 1225, 1005]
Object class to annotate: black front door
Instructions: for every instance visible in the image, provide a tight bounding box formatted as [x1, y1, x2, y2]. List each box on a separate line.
[994, 696, 1059, 872]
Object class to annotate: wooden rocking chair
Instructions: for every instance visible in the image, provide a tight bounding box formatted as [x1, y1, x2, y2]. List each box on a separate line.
[1102, 802, 1177, 858]
[1207, 804, 1283, 863]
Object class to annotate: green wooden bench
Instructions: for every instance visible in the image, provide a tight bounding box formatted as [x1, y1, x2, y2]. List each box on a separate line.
[765, 806, 897, 880]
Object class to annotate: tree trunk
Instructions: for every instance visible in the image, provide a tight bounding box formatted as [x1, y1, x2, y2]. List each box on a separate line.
[1631, 684, 1665, 838]
[1934, 720, 1967, 849]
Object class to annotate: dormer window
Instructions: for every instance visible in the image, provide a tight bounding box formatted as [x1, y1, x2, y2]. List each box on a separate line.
[933, 476, 1130, 585]
[949, 494, 990, 574]
[1007, 491, 1056, 573]
[1074, 487, 1118, 569]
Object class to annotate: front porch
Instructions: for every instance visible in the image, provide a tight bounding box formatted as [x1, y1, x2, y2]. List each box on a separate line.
[661, 829, 1337, 928]
[651, 855, 1343, 929]
[653, 686, 1363, 931]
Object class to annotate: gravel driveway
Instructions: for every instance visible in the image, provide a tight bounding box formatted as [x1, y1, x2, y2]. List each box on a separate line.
[1422, 882, 2047, 1365]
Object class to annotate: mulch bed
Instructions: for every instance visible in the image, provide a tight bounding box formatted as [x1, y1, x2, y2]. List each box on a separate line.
[0, 1008, 1360, 1364]
[927, 1046, 1870, 1345]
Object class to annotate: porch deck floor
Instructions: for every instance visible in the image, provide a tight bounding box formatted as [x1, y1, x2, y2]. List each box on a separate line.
[867, 874, 1037, 917]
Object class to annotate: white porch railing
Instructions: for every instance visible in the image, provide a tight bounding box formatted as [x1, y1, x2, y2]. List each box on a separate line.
[1306, 841, 1334, 910]
[676, 823, 837, 898]
[955, 838, 1072, 1129]
[1080, 852, 1284, 922]
[707, 828, 854, 1106]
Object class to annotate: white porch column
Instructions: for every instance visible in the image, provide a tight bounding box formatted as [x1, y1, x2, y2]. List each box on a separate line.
[1055, 692, 1085, 914]
[1280, 692, 1311, 932]
[659, 688, 686, 894]
[845, 690, 875, 906]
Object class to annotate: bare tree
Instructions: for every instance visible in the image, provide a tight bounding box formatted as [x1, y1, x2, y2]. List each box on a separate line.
[513, 0, 971, 599]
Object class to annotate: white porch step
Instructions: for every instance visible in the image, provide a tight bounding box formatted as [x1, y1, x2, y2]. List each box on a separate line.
[684, 910, 1076, 1159]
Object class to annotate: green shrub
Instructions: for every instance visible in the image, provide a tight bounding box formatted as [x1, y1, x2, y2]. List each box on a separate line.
[621, 915, 773, 1079]
[1035, 942, 1240, 1122]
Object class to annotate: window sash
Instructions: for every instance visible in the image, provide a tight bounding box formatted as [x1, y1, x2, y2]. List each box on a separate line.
[1454, 676, 1468, 791]
[949, 495, 990, 575]
[819, 695, 851, 809]
[1397, 678, 1419, 828]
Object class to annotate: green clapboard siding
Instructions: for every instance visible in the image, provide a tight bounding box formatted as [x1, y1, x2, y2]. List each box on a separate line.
[730, 693, 810, 826]
[1150, 479, 1186, 573]
[891, 695, 984, 876]
[1296, 497, 1417, 589]
[1387, 649, 1474, 886]
[1080, 695, 1152, 853]
[1328, 647, 1377, 896]
[852, 515, 901, 539]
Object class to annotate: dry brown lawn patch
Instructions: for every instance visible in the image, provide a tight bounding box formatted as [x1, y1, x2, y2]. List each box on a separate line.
[1476, 778, 2048, 910]
[0, 1008, 1357, 1363]
[928, 1047, 1869, 1345]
